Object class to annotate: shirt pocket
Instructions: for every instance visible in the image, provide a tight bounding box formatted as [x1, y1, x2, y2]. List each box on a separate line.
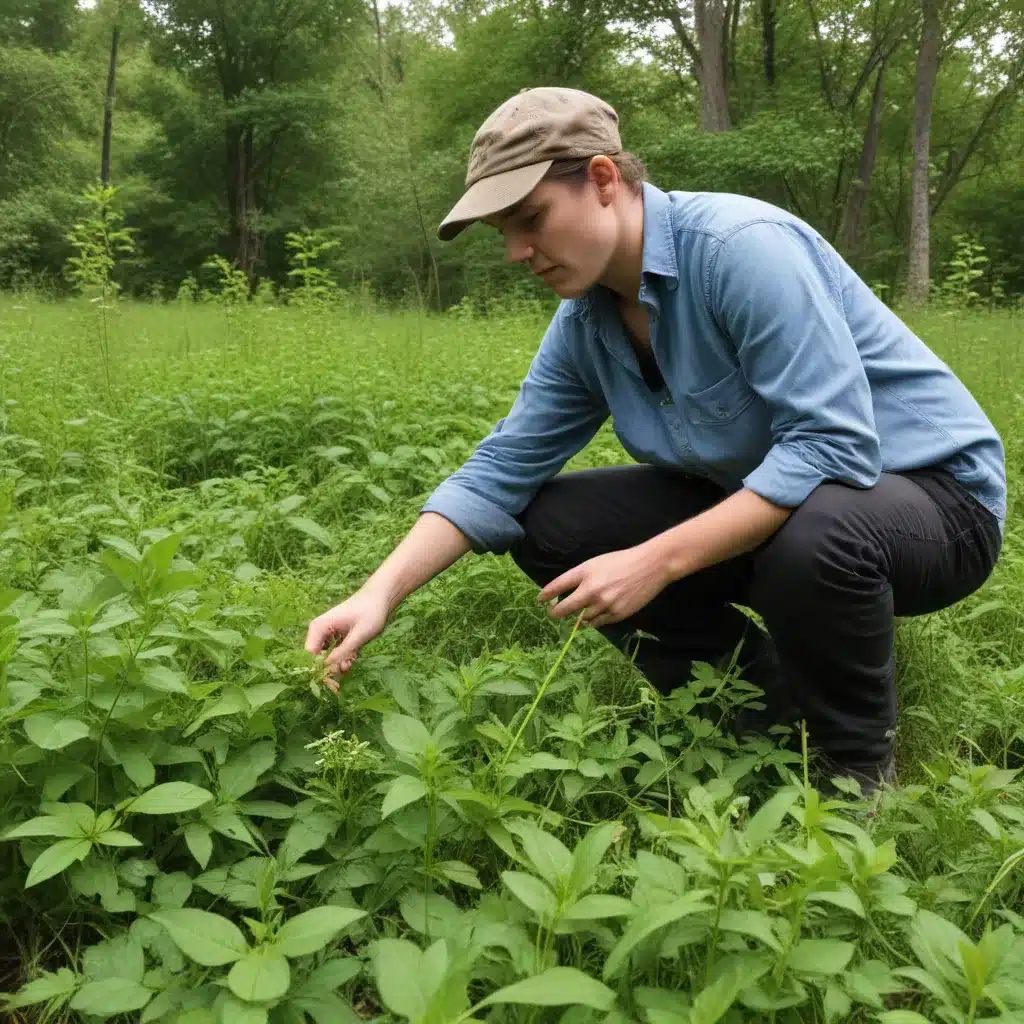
[683, 366, 757, 425]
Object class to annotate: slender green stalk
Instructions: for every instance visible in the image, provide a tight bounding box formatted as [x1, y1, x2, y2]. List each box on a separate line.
[496, 612, 583, 778]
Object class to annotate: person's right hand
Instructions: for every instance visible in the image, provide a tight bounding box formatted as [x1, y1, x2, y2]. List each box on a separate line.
[304, 588, 391, 693]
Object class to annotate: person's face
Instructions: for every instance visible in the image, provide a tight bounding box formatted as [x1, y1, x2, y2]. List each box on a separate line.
[485, 160, 622, 299]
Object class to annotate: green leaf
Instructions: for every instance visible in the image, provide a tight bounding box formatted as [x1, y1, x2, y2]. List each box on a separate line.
[274, 906, 367, 958]
[140, 663, 189, 695]
[204, 803, 258, 847]
[183, 686, 250, 737]
[744, 787, 800, 847]
[2, 815, 86, 841]
[823, 983, 852, 1023]
[511, 821, 572, 885]
[26, 838, 92, 888]
[562, 894, 636, 920]
[787, 939, 855, 976]
[23, 713, 90, 750]
[399, 890, 464, 938]
[69, 978, 153, 1015]
[119, 744, 156, 789]
[2, 967, 78, 1008]
[603, 893, 712, 979]
[184, 822, 213, 869]
[148, 909, 248, 966]
[143, 532, 181, 576]
[806, 886, 865, 918]
[95, 829, 143, 847]
[438, 860, 482, 889]
[286, 515, 335, 550]
[128, 782, 214, 815]
[381, 775, 428, 818]
[296, 957, 362, 996]
[381, 714, 432, 757]
[877, 1014, 934, 1024]
[970, 807, 1002, 840]
[502, 870, 557, 917]
[479, 967, 615, 1011]
[219, 740, 277, 802]
[244, 683, 289, 709]
[217, 995, 269, 1024]
[717, 909, 782, 952]
[227, 947, 291, 1002]
[690, 964, 748, 1024]
[570, 822, 621, 895]
[151, 871, 193, 909]
[373, 938, 440, 1019]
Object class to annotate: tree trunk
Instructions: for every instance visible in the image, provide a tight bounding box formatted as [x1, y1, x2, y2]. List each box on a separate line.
[761, 0, 776, 86]
[100, 24, 119, 185]
[907, 0, 941, 306]
[695, 0, 731, 131]
[840, 59, 888, 256]
[226, 121, 259, 281]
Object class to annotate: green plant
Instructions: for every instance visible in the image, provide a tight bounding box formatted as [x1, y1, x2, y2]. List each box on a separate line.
[285, 230, 340, 306]
[1, 297, 1023, 1022]
[940, 235, 990, 309]
[63, 183, 137, 397]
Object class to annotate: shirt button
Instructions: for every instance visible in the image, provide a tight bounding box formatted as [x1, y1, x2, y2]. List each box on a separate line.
[715, 403, 728, 417]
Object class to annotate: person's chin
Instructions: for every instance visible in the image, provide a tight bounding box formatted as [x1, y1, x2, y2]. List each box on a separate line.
[548, 275, 587, 299]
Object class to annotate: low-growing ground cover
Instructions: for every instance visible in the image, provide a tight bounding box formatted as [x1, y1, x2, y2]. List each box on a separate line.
[1, 296, 1023, 1023]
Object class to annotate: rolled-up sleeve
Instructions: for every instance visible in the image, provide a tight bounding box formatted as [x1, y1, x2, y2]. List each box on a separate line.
[420, 311, 608, 554]
[709, 220, 881, 507]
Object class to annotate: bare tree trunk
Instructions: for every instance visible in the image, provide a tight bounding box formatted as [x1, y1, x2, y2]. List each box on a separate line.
[907, 0, 941, 306]
[695, 0, 731, 131]
[100, 24, 120, 185]
[840, 59, 888, 255]
[727, 0, 740, 84]
[761, 0, 776, 85]
[227, 122, 257, 280]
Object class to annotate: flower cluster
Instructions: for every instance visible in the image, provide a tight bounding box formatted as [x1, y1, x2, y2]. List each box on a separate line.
[304, 729, 384, 774]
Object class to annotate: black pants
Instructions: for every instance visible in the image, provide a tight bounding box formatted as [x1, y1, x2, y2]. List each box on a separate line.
[509, 464, 1002, 769]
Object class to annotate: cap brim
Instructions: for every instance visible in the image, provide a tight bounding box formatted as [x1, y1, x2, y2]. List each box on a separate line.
[437, 161, 553, 241]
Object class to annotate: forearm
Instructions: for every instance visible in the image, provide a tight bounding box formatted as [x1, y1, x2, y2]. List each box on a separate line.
[645, 488, 792, 581]
[362, 512, 473, 613]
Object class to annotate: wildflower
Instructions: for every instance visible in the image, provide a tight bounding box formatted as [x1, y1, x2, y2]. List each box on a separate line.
[304, 729, 384, 774]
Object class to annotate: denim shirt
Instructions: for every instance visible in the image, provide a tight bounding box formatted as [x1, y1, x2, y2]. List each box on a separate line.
[423, 183, 1006, 554]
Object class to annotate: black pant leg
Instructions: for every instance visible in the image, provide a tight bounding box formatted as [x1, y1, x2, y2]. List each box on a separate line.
[748, 470, 1002, 768]
[509, 465, 766, 694]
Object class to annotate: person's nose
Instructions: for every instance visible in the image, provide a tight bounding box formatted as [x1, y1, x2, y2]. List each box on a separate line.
[505, 236, 534, 265]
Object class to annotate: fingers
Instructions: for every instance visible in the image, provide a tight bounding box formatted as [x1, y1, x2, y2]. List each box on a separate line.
[537, 565, 584, 604]
[548, 583, 594, 620]
[324, 619, 376, 676]
[305, 613, 337, 655]
[586, 610, 618, 630]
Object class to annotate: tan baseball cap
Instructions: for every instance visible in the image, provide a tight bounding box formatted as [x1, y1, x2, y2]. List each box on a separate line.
[437, 87, 622, 241]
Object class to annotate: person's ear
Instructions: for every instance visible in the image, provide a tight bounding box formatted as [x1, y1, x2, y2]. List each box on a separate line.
[587, 156, 618, 206]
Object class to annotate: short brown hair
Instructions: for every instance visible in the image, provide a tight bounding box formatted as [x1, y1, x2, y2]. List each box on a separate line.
[542, 151, 648, 196]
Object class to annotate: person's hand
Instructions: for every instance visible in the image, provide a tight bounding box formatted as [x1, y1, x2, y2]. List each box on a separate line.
[537, 543, 673, 630]
[304, 588, 391, 692]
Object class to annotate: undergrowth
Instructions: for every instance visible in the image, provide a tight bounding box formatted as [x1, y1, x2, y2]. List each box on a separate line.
[0, 296, 1022, 1023]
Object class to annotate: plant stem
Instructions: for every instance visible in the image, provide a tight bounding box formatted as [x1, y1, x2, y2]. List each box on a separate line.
[93, 629, 149, 811]
[496, 613, 582, 778]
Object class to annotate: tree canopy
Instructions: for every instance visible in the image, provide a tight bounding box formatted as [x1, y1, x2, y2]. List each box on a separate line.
[1, 0, 1022, 306]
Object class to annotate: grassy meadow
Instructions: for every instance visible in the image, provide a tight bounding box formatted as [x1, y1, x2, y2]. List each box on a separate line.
[1, 294, 1023, 1023]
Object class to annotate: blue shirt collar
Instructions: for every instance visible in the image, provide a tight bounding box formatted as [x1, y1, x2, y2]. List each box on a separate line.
[571, 181, 678, 323]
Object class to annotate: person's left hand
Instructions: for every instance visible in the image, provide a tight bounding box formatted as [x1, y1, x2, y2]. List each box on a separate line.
[537, 543, 674, 629]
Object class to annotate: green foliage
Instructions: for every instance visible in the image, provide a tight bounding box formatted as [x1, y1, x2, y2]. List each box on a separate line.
[65, 184, 137, 299]
[1, 298, 1023, 1020]
[201, 255, 251, 305]
[3, 0, 1024, 304]
[285, 231, 340, 306]
[938, 235, 992, 308]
